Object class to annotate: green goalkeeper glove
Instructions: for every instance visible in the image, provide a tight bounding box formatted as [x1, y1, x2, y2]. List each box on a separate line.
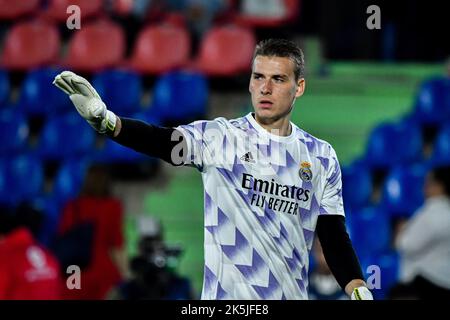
[53, 71, 117, 135]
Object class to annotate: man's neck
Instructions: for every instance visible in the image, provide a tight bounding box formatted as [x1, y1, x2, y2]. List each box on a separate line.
[253, 113, 292, 136]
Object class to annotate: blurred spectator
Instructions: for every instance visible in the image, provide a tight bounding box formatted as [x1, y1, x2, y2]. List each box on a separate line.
[391, 166, 450, 299]
[308, 237, 348, 300]
[109, 215, 194, 300]
[239, 0, 286, 18]
[166, 0, 227, 49]
[0, 204, 61, 299]
[57, 164, 127, 299]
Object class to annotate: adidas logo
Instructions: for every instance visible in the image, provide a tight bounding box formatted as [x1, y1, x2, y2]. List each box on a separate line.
[240, 152, 255, 163]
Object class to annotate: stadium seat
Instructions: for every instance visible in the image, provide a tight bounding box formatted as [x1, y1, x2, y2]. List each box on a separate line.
[381, 164, 427, 218]
[1, 154, 44, 205]
[431, 124, 450, 165]
[0, 159, 7, 205]
[361, 250, 399, 300]
[234, 0, 300, 28]
[394, 118, 423, 163]
[92, 70, 143, 116]
[129, 24, 190, 75]
[41, 0, 103, 22]
[412, 77, 450, 125]
[0, 20, 61, 71]
[64, 19, 125, 72]
[147, 71, 208, 123]
[195, 25, 256, 76]
[0, 110, 29, 155]
[364, 121, 423, 169]
[0, 0, 40, 20]
[38, 113, 96, 160]
[52, 158, 89, 204]
[30, 195, 62, 246]
[18, 68, 73, 116]
[342, 163, 372, 211]
[95, 139, 145, 164]
[0, 70, 10, 106]
[364, 123, 397, 168]
[347, 206, 391, 258]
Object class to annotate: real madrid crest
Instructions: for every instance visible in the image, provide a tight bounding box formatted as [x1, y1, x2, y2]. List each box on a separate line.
[299, 161, 313, 182]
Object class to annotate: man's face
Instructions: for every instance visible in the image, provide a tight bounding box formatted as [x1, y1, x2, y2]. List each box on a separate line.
[249, 55, 305, 123]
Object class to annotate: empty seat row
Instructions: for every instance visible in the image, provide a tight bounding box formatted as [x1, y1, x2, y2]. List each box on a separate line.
[343, 161, 428, 218]
[0, 19, 256, 75]
[0, 68, 209, 123]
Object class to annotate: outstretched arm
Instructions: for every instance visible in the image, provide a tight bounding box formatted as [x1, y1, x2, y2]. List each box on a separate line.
[316, 215, 373, 300]
[53, 71, 186, 165]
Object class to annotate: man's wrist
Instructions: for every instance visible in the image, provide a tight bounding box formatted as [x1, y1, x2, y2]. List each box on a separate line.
[113, 116, 122, 137]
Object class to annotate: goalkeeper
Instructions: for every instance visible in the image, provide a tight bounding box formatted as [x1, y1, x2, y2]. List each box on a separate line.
[53, 39, 373, 300]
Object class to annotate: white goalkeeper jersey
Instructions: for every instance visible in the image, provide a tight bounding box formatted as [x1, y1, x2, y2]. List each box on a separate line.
[176, 113, 345, 300]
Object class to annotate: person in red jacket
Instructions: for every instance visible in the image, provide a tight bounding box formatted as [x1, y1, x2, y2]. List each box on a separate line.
[0, 206, 62, 300]
[58, 164, 127, 300]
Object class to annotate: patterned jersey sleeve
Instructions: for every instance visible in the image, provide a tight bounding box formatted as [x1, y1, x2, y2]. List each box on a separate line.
[319, 145, 345, 217]
[176, 119, 226, 172]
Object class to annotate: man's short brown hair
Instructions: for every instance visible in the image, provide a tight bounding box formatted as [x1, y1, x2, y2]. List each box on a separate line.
[253, 38, 305, 81]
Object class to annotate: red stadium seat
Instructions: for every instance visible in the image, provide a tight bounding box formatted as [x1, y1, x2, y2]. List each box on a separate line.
[129, 24, 190, 75]
[0, 20, 60, 71]
[0, 0, 40, 20]
[64, 19, 125, 72]
[194, 25, 256, 76]
[234, 0, 300, 28]
[41, 0, 104, 22]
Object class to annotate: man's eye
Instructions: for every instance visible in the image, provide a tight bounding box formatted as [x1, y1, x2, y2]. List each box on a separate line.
[274, 78, 284, 82]
[253, 74, 262, 79]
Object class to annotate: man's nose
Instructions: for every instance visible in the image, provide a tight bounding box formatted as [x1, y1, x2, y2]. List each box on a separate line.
[260, 80, 272, 95]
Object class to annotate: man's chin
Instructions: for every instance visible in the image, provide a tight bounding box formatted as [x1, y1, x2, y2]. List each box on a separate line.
[255, 109, 279, 122]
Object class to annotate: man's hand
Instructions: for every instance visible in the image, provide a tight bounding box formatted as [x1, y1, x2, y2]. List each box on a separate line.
[351, 286, 374, 300]
[53, 71, 117, 135]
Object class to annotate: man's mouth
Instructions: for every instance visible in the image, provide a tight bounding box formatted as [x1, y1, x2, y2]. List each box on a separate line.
[259, 100, 273, 108]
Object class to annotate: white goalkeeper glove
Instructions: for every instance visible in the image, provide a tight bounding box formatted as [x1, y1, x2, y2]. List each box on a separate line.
[351, 286, 374, 300]
[52, 71, 117, 135]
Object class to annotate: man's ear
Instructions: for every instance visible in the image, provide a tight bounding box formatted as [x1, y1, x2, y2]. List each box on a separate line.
[295, 78, 305, 98]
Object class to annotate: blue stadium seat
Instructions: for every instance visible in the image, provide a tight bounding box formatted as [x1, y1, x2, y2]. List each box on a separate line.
[431, 124, 450, 165]
[30, 195, 63, 247]
[38, 113, 96, 161]
[364, 121, 423, 168]
[413, 77, 450, 125]
[347, 206, 391, 258]
[0, 69, 10, 106]
[342, 163, 372, 210]
[360, 250, 399, 300]
[0, 109, 29, 155]
[394, 118, 423, 164]
[0, 154, 44, 205]
[147, 71, 208, 123]
[92, 70, 143, 116]
[95, 138, 145, 163]
[52, 158, 90, 205]
[0, 158, 7, 205]
[381, 164, 427, 218]
[18, 68, 73, 116]
[365, 123, 397, 168]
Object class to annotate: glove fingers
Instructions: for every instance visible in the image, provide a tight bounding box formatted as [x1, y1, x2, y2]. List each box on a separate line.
[69, 75, 100, 99]
[53, 76, 75, 95]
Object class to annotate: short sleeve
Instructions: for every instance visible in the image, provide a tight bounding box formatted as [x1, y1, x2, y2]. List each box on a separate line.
[319, 146, 345, 217]
[176, 119, 226, 172]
